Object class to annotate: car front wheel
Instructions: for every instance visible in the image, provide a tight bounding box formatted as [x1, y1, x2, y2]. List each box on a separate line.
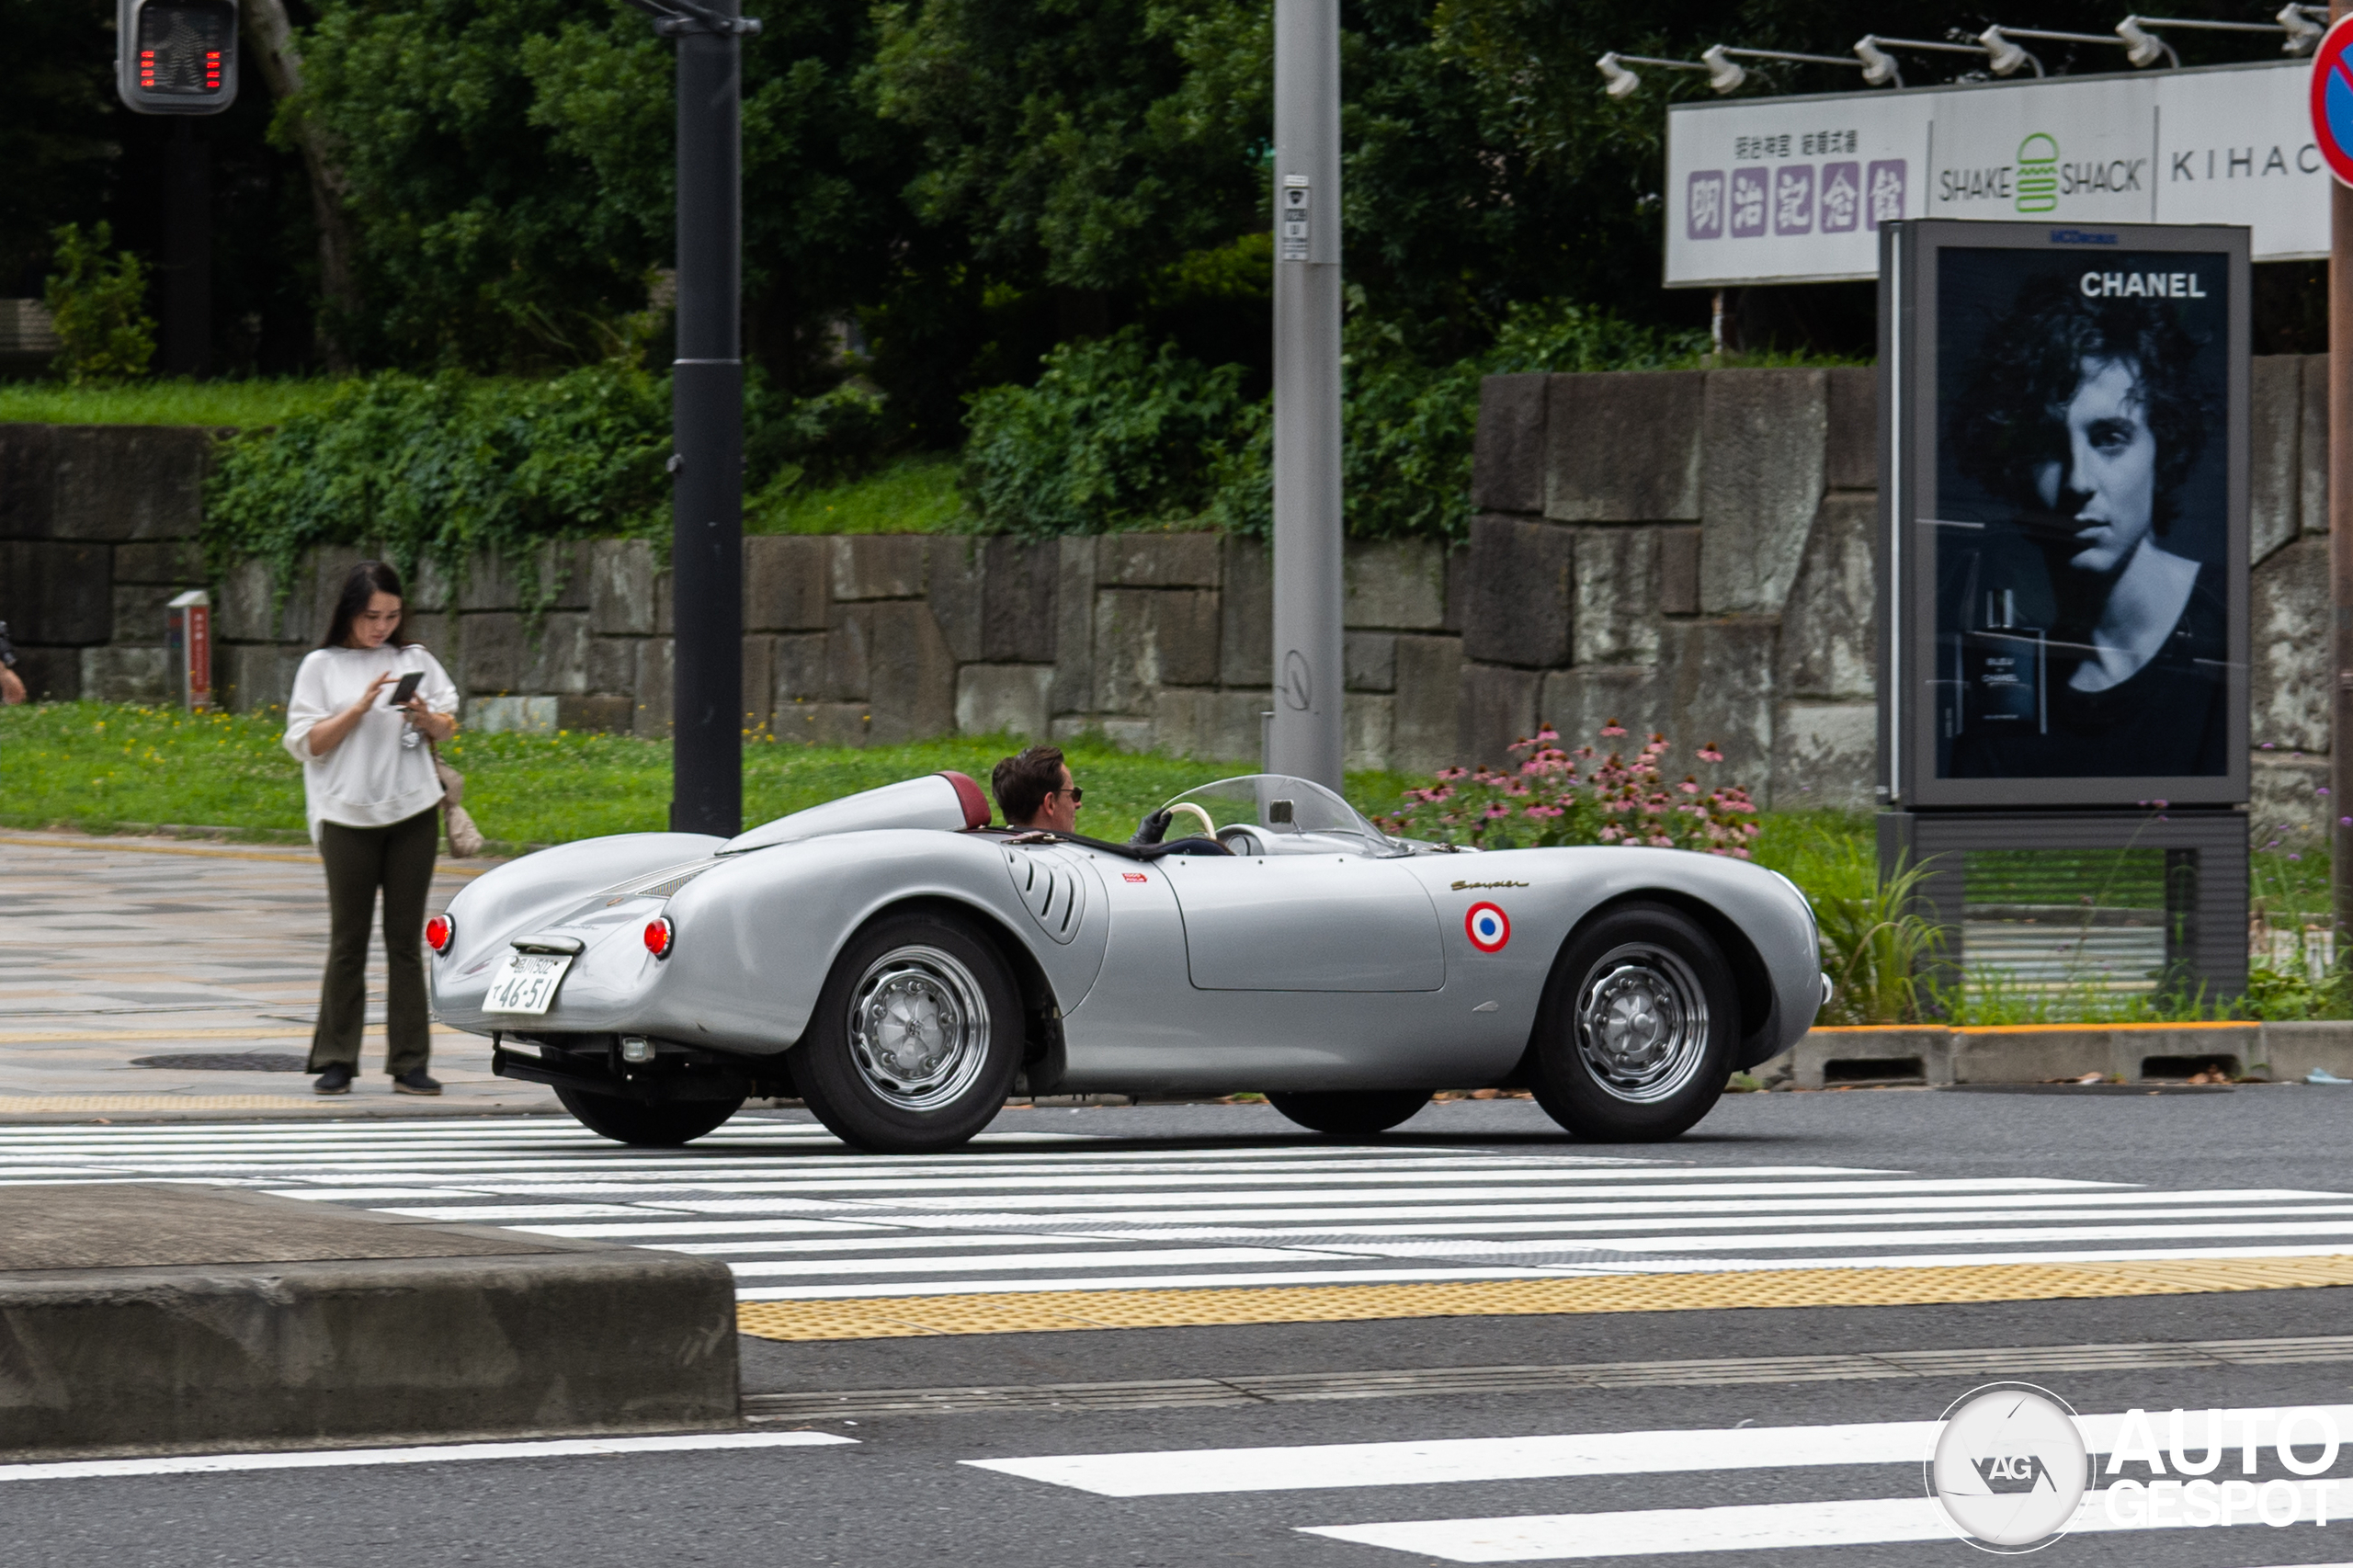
[793, 909, 1024, 1154]
[1529, 901, 1736, 1142]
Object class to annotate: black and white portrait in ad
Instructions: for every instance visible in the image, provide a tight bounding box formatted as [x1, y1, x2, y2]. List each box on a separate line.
[1933, 248, 2232, 783]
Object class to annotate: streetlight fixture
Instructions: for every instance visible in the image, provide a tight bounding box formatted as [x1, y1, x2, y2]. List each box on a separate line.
[1597, 42, 1870, 97]
[1975, 25, 2041, 76]
[2117, 10, 2324, 64]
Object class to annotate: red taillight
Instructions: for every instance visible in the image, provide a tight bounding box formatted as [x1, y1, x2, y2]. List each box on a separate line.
[424, 915, 453, 954]
[644, 917, 675, 959]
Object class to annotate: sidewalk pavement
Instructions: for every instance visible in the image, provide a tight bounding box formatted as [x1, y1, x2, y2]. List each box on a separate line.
[0, 830, 561, 1120]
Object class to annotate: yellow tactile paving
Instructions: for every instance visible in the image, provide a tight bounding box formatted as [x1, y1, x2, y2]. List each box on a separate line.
[733, 1255, 2353, 1341]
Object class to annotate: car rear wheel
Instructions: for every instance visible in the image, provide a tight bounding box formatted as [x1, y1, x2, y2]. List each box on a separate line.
[1267, 1090, 1431, 1137]
[793, 909, 1024, 1154]
[1529, 901, 1736, 1142]
[553, 1085, 745, 1147]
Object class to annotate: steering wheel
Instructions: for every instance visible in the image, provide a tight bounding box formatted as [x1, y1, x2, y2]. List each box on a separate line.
[1165, 802, 1219, 842]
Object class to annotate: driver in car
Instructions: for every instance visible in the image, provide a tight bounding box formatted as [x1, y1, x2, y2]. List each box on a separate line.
[991, 745, 1082, 833]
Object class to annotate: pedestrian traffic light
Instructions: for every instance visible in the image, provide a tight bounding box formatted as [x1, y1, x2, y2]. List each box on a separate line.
[117, 0, 239, 115]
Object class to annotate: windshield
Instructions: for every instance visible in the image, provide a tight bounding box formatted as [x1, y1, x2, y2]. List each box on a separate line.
[1159, 775, 1396, 850]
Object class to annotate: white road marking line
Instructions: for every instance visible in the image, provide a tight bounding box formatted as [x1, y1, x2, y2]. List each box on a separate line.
[969, 1405, 2353, 1496]
[0, 1430, 854, 1483]
[379, 1204, 696, 1221]
[740, 1267, 1593, 1298]
[733, 1242, 2353, 1297]
[662, 1233, 1115, 1256]
[490, 1189, 2349, 1234]
[640, 1178, 2125, 1211]
[727, 1246, 1335, 1278]
[966, 1422, 1942, 1495]
[1332, 1219, 2353, 1254]
[1301, 1483, 2353, 1562]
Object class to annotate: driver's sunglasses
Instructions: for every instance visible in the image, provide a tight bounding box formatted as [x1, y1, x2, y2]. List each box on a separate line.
[1054, 786, 1085, 802]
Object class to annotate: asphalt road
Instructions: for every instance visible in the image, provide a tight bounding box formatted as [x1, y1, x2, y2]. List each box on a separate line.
[17, 1091, 2353, 1568]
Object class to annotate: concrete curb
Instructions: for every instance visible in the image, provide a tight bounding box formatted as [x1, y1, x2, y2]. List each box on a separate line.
[1770, 1020, 2353, 1087]
[0, 1188, 740, 1461]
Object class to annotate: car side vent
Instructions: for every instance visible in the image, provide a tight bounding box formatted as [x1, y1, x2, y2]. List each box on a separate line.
[1004, 847, 1086, 945]
[599, 857, 725, 905]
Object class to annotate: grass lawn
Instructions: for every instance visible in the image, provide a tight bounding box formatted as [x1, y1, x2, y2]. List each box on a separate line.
[16, 700, 2314, 1023]
[0, 378, 350, 428]
[0, 701, 1420, 851]
[747, 457, 967, 535]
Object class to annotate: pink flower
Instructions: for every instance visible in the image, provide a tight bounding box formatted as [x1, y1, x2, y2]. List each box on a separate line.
[1697, 744, 1724, 762]
[1599, 720, 1627, 738]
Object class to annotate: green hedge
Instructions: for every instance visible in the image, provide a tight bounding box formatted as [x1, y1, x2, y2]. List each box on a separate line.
[962, 300, 1717, 545]
[203, 366, 907, 599]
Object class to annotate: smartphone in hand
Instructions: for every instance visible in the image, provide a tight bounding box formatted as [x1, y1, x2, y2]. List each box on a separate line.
[386, 671, 425, 708]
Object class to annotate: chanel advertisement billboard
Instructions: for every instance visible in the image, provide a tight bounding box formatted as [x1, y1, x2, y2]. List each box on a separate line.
[1879, 220, 2249, 809]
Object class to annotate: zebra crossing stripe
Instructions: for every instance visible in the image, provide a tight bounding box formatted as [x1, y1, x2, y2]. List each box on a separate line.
[968, 1405, 2353, 1496]
[8, 1119, 2353, 1334]
[1300, 1485, 2353, 1561]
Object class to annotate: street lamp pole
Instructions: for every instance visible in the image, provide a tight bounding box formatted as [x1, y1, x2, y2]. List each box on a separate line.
[638, 0, 754, 837]
[1268, 0, 1345, 790]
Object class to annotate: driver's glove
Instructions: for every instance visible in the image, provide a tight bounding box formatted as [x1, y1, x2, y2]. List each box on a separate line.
[1130, 809, 1172, 846]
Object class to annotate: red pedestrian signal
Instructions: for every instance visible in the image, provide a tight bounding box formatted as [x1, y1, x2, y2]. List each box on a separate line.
[117, 0, 238, 115]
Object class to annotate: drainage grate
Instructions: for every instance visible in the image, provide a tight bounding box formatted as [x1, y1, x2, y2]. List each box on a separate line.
[740, 1334, 2353, 1422]
[130, 1052, 310, 1073]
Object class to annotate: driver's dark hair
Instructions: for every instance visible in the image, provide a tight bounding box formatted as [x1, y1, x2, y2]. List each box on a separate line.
[1951, 272, 2211, 532]
[992, 745, 1066, 825]
[320, 561, 413, 650]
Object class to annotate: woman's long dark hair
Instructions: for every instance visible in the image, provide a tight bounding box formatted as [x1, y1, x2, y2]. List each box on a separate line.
[319, 561, 412, 650]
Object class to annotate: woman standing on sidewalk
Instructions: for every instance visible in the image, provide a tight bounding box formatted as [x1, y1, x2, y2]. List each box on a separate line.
[283, 562, 460, 1096]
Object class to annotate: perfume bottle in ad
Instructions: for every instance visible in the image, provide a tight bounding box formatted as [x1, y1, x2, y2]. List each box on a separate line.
[1960, 588, 2046, 733]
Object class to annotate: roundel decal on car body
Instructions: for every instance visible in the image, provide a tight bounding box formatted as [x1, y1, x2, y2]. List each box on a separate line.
[1465, 903, 1510, 953]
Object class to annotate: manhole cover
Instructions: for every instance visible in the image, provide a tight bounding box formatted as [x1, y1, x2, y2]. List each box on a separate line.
[130, 1052, 310, 1073]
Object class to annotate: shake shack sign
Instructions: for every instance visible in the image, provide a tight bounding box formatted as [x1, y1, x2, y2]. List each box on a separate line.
[1666, 58, 2321, 288]
[1937, 134, 2149, 208]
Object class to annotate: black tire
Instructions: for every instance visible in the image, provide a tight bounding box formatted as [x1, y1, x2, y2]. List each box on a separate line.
[1267, 1090, 1431, 1137]
[792, 909, 1024, 1154]
[1529, 901, 1737, 1142]
[554, 1085, 744, 1147]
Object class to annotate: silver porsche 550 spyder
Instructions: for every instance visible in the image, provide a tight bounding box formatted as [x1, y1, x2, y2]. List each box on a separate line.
[427, 770, 1826, 1153]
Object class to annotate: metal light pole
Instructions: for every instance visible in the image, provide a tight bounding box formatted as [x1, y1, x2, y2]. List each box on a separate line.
[2333, 3, 2353, 958]
[639, 0, 754, 836]
[1268, 0, 1345, 790]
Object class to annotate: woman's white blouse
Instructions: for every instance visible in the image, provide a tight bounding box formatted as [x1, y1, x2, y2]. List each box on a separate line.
[281, 644, 460, 840]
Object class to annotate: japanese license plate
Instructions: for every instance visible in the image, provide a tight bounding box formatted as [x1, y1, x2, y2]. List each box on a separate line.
[484, 951, 573, 1015]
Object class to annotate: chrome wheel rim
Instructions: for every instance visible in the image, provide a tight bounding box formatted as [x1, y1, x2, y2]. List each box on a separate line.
[1574, 943, 1710, 1104]
[847, 945, 991, 1111]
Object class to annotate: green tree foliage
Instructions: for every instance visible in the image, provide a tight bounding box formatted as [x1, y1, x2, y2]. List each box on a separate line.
[295, 0, 922, 379]
[0, 1, 117, 297]
[43, 222, 157, 383]
[872, 0, 1264, 295]
[961, 326, 1256, 535]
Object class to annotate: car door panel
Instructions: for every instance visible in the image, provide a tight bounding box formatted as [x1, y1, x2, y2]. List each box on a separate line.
[1160, 856, 1445, 992]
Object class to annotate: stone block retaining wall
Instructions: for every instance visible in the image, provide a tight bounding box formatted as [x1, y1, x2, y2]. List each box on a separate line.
[0, 355, 2332, 811]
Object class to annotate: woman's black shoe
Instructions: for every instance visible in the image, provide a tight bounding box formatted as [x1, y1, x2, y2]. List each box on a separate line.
[392, 1069, 443, 1096]
[313, 1063, 354, 1096]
